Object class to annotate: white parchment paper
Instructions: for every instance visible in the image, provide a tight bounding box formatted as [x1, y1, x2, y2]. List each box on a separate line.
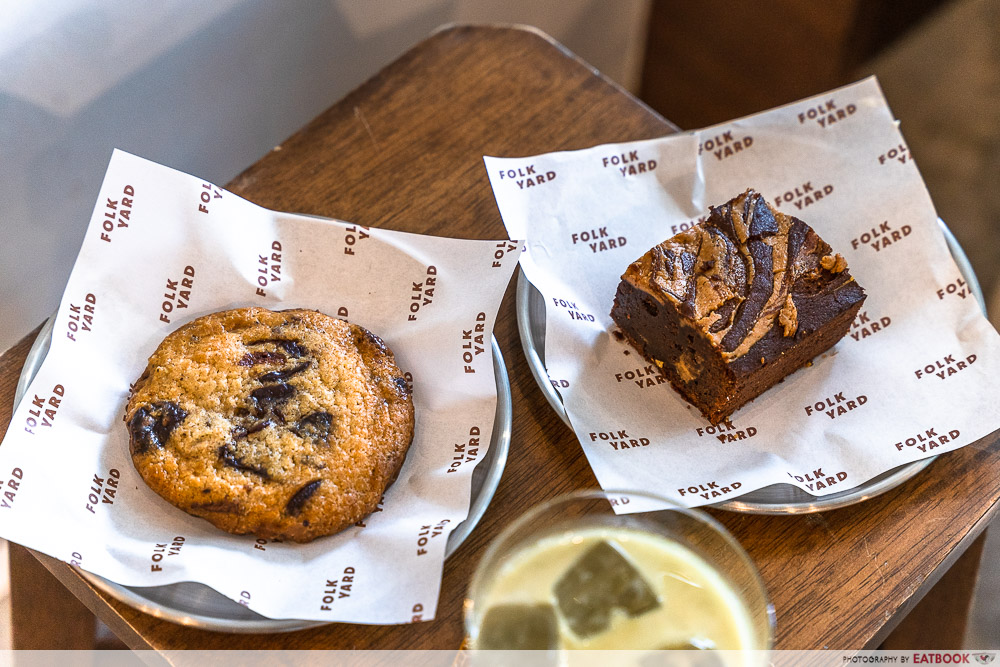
[486, 77, 1000, 511]
[0, 150, 522, 622]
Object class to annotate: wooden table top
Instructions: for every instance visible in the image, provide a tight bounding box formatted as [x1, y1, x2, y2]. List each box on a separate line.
[2, 25, 999, 652]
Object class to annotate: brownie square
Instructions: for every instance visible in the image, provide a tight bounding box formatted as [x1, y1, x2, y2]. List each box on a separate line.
[609, 189, 866, 424]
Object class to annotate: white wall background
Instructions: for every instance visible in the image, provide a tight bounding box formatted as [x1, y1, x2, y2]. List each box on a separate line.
[0, 0, 650, 351]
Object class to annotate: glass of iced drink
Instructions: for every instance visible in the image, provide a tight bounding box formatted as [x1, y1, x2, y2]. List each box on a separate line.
[465, 490, 773, 659]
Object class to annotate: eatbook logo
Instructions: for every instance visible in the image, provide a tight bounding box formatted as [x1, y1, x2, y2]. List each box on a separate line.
[974, 653, 995, 665]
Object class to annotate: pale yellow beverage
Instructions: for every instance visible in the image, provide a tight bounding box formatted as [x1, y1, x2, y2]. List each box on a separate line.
[465, 491, 773, 656]
[473, 527, 756, 650]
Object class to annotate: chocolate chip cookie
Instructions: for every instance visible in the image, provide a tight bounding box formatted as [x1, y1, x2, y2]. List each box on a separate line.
[126, 308, 414, 543]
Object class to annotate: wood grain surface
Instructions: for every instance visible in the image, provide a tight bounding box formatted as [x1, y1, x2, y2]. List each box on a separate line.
[1, 25, 998, 651]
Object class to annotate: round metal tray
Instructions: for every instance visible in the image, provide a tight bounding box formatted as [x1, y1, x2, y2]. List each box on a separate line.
[14, 322, 512, 632]
[517, 219, 984, 514]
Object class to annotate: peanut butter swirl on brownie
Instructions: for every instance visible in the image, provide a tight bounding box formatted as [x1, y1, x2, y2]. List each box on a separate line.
[611, 189, 865, 424]
[126, 308, 414, 543]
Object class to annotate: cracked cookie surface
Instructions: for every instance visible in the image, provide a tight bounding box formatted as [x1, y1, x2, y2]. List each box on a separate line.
[126, 307, 414, 543]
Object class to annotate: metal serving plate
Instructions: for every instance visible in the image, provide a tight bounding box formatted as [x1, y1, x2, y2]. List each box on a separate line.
[517, 219, 985, 514]
[14, 324, 512, 633]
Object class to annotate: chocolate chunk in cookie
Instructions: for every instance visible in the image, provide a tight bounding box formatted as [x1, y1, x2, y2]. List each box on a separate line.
[286, 480, 322, 516]
[257, 361, 311, 384]
[294, 412, 334, 441]
[127, 401, 187, 454]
